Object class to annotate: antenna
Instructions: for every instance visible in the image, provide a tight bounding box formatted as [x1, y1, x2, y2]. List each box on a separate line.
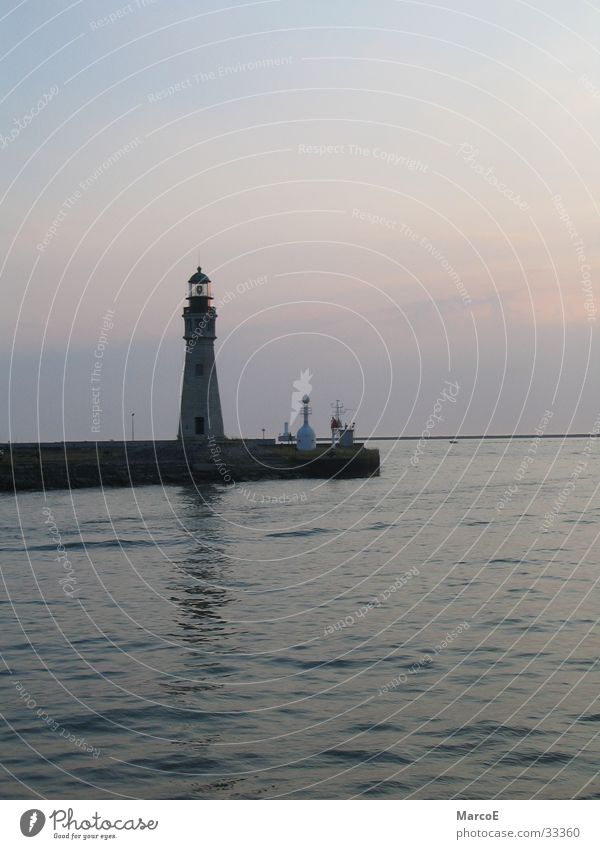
[329, 399, 357, 447]
[330, 399, 350, 421]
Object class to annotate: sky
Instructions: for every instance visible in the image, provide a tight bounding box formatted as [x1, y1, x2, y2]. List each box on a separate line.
[1, 0, 600, 441]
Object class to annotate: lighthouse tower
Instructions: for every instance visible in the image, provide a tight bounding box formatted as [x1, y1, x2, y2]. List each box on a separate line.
[178, 266, 225, 440]
[296, 394, 316, 451]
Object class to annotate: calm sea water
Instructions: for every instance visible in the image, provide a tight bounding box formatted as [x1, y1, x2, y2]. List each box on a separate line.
[1, 439, 599, 799]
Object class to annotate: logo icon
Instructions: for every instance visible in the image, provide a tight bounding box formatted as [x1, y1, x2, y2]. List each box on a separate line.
[289, 368, 313, 429]
[20, 810, 45, 837]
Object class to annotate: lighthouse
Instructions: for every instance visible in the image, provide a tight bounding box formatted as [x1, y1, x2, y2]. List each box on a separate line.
[296, 394, 316, 451]
[178, 266, 225, 440]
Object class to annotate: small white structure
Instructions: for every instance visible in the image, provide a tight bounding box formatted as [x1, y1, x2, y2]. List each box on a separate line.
[278, 421, 295, 444]
[296, 395, 316, 451]
[338, 424, 355, 448]
[330, 401, 355, 447]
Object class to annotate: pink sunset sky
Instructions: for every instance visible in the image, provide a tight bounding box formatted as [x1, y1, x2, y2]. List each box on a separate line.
[1, 0, 599, 440]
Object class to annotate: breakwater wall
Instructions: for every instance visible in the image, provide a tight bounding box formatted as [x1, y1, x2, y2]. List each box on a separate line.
[0, 440, 380, 493]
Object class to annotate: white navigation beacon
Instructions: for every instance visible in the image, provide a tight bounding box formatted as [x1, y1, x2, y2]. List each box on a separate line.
[296, 394, 316, 452]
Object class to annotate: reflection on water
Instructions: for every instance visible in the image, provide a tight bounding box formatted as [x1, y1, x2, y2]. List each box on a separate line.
[0, 440, 599, 798]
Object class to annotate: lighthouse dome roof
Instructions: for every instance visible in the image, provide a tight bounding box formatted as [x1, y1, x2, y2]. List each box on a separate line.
[188, 266, 211, 285]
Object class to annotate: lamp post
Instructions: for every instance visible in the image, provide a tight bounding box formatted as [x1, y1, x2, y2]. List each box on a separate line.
[261, 428, 265, 441]
[131, 412, 135, 441]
